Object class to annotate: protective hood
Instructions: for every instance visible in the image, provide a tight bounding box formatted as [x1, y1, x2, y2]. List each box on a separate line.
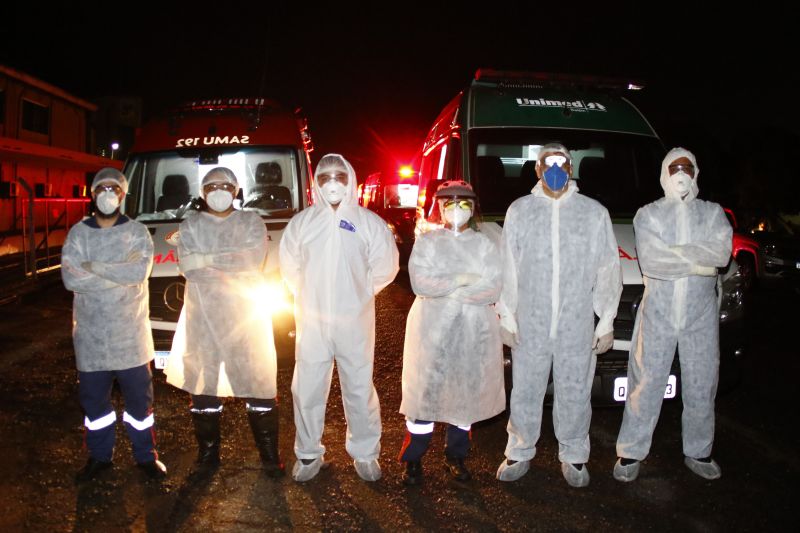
[660, 147, 699, 202]
[312, 153, 358, 208]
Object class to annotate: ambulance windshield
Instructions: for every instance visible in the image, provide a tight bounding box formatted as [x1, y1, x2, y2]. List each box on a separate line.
[122, 146, 301, 220]
[470, 128, 664, 217]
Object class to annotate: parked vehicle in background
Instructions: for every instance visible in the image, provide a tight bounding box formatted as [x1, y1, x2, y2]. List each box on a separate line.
[122, 98, 314, 365]
[359, 163, 419, 262]
[747, 212, 800, 292]
[724, 207, 760, 290]
[413, 69, 747, 403]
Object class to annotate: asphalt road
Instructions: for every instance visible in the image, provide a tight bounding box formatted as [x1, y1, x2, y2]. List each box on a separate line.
[0, 272, 797, 532]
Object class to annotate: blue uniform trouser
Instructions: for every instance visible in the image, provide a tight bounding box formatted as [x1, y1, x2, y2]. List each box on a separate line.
[78, 363, 157, 464]
[398, 420, 471, 461]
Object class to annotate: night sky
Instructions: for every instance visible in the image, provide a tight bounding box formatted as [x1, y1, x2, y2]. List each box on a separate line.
[3, 2, 797, 211]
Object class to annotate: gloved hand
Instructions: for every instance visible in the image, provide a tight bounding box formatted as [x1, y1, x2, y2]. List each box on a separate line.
[592, 332, 614, 355]
[454, 273, 481, 287]
[692, 264, 718, 277]
[180, 253, 212, 272]
[499, 313, 519, 348]
[81, 261, 94, 273]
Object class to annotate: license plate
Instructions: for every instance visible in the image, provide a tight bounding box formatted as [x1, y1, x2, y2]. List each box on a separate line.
[154, 351, 170, 370]
[614, 375, 676, 402]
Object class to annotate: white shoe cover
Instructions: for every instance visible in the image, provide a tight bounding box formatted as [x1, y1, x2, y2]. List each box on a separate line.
[613, 458, 640, 482]
[292, 457, 324, 482]
[353, 459, 382, 481]
[496, 459, 530, 482]
[561, 462, 590, 488]
[684, 457, 721, 480]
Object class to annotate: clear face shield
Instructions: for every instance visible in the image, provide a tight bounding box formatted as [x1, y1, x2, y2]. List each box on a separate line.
[437, 197, 475, 235]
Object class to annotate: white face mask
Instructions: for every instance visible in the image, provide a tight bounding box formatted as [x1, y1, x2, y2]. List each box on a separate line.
[670, 171, 692, 197]
[321, 181, 346, 205]
[443, 206, 472, 231]
[206, 190, 233, 212]
[96, 191, 120, 215]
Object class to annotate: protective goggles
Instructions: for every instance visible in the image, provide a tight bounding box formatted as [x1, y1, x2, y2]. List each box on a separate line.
[93, 183, 123, 194]
[202, 182, 237, 193]
[441, 199, 474, 210]
[543, 155, 569, 168]
[317, 171, 348, 186]
[668, 163, 695, 176]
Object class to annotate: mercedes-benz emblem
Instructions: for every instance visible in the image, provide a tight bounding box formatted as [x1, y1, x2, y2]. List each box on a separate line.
[163, 281, 185, 312]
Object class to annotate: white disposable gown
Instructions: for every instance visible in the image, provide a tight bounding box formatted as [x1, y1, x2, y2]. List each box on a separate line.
[165, 210, 277, 399]
[502, 181, 622, 464]
[401, 228, 505, 426]
[280, 155, 399, 461]
[61, 217, 155, 372]
[616, 148, 732, 461]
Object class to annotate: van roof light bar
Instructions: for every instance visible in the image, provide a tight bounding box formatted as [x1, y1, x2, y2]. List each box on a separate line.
[175, 97, 283, 112]
[474, 69, 644, 91]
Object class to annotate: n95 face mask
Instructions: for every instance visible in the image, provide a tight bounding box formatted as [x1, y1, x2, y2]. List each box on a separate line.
[542, 159, 569, 191]
[322, 181, 346, 205]
[96, 191, 120, 215]
[443, 204, 472, 232]
[670, 171, 692, 196]
[206, 190, 233, 212]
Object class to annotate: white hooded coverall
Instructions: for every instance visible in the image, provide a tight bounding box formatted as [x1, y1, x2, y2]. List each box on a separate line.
[279, 155, 399, 461]
[616, 148, 732, 461]
[165, 209, 277, 399]
[401, 227, 506, 426]
[502, 180, 622, 464]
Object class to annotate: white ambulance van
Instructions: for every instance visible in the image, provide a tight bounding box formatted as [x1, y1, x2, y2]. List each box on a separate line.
[414, 70, 746, 403]
[122, 98, 314, 366]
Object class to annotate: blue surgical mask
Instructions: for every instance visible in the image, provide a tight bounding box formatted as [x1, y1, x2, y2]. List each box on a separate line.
[543, 163, 569, 191]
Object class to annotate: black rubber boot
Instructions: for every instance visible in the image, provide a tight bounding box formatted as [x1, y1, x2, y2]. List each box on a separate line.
[402, 460, 423, 486]
[191, 411, 221, 467]
[75, 457, 113, 484]
[247, 408, 285, 478]
[444, 455, 472, 481]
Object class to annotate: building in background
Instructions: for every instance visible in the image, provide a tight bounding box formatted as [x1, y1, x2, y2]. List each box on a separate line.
[0, 64, 120, 281]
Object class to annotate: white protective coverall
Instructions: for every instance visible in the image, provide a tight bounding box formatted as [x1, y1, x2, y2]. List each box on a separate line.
[616, 148, 732, 461]
[165, 209, 277, 399]
[279, 154, 399, 461]
[61, 218, 155, 371]
[502, 180, 622, 464]
[401, 228, 505, 426]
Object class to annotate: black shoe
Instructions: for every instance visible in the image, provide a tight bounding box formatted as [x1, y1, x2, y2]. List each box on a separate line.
[402, 460, 423, 486]
[444, 456, 471, 481]
[75, 457, 113, 484]
[192, 411, 221, 466]
[137, 459, 167, 480]
[247, 408, 285, 478]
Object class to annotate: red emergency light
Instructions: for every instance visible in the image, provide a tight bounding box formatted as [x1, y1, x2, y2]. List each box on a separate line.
[398, 165, 415, 179]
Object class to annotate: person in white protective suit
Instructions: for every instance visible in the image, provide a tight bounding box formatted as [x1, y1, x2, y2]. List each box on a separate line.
[62, 167, 166, 483]
[279, 154, 399, 482]
[614, 148, 732, 482]
[165, 167, 283, 477]
[496, 143, 622, 487]
[398, 180, 505, 486]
